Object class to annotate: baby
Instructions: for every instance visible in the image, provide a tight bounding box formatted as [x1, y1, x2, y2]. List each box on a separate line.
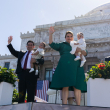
[70, 32, 86, 67]
[29, 42, 46, 74]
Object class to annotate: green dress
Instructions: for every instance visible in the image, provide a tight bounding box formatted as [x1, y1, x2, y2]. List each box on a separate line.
[49, 42, 87, 93]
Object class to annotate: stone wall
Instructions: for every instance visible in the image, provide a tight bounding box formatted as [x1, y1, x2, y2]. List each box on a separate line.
[19, 13, 110, 52]
[0, 55, 17, 70]
[1, 5, 110, 80]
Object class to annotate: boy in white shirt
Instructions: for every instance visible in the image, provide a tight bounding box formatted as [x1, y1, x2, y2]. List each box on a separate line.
[29, 42, 45, 74]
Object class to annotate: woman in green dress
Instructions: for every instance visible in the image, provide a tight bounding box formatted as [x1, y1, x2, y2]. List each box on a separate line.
[49, 27, 87, 105]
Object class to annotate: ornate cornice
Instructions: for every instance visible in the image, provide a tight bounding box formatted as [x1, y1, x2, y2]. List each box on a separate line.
[86, 42, 110, 48]
[86, 37, 110, 48]
[33, 14, 110, 32]
[20, 31, 35, 39]
[0, 55, 16, 60]
[43, 41, 110, 52]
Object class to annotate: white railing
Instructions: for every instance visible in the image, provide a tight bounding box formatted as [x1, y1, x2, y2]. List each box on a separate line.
[46, 89, 87, 105]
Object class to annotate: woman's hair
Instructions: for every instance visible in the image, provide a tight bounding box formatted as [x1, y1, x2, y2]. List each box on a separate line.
[77, 32, 84, 37]
[65, 31, 73, 38]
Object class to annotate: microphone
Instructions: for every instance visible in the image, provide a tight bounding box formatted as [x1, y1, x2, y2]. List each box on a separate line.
[105, 56, 110, 61]
[93, 50, 98, 58]
[91, 50, 98, 66]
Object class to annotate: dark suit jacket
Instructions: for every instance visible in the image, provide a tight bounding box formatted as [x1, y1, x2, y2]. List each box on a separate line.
[7, 43, 39, 78]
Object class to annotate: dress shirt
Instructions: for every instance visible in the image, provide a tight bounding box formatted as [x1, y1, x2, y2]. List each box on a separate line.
[21, 50, 34, 69]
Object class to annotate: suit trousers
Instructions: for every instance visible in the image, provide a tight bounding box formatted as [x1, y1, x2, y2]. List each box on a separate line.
[18, 69, 37, 103]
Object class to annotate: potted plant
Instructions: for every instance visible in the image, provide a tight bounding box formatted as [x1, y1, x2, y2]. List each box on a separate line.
[12, 89, 27, 103]
[0, 66, 17, 105]
[86, 61, 110, 107]
[12, 89, 19, 103]
[25, 93, 27, 103]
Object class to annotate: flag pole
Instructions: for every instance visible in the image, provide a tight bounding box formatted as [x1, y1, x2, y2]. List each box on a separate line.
[55, 90, 58, 104]
[51, 54, 57, 104]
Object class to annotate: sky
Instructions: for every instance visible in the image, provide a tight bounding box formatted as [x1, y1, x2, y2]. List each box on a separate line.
[0, 0, 110, 55]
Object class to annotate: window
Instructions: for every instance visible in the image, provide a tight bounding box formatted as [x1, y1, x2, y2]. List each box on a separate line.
[88, 65, 94, 71]
[4, 62, 10, 69]
[45, 68, 53, 82]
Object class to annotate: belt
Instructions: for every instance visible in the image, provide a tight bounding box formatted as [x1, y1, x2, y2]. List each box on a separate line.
[22, 69, 30, 72]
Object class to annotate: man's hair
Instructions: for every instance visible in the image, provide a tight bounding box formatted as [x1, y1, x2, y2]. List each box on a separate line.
[27, 40, 34, 46]
[42, 42, 46, 48]
[65, 31, 73, 38]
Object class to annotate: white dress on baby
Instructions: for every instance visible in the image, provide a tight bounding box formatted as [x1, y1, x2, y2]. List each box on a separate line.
[70, 38, 86, 54]
[77, 38, 86, 51]
[70, 38, 86, 65]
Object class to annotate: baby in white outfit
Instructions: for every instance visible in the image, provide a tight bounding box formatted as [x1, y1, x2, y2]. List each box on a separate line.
[29, 42, 45, 74]
[70, 32, 86, 67]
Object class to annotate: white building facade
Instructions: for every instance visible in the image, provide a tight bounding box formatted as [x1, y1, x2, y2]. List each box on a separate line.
[0, 3, 110, 102]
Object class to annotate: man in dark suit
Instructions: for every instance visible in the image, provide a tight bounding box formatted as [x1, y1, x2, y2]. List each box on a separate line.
[7, 36, 39, 103]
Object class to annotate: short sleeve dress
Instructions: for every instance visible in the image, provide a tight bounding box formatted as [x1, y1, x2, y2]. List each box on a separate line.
[49, 42, 87, 93]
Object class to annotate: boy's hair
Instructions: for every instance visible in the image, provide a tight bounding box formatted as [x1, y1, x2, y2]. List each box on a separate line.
[42, 42, 46, 48]
[77, 32, 84, 37]
[27, 40, 34, 46]
[65, 31, 73, 38]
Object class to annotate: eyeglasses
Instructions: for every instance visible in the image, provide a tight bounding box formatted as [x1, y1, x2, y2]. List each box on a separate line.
[27, 44, 34, 46]
[66, 36, 73, 37]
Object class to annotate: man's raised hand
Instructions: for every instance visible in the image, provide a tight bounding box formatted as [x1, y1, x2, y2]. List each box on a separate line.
[8, 36, 13, 44]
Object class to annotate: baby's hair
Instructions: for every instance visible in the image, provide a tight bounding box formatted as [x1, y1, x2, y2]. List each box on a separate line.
[42, 42, 46, 48]
[77, 32, 84, 37]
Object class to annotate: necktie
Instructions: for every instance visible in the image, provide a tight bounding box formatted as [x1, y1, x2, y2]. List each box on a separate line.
[23, 51, 30, 70]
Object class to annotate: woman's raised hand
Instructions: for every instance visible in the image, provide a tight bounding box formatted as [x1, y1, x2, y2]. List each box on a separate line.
[49, 27, 55, 35]
[8, 36, 13, 44]
[49, 27, 54, 44]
